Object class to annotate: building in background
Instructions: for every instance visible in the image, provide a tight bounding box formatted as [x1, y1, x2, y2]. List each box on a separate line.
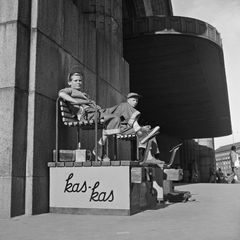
[0, 0, 231, 218]
[215, 142, 240, 175]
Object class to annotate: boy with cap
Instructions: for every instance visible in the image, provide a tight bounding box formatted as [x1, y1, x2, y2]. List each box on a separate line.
[108, 92, 161, 162]
[105, 92, 160, 145]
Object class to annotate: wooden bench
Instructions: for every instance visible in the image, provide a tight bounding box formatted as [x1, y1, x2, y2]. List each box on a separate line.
[55, 97, 139, 162]
[55, 97, 104, 162]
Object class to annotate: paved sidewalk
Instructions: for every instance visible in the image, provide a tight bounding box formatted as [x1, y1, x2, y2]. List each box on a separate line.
[0, 183, 240, 240]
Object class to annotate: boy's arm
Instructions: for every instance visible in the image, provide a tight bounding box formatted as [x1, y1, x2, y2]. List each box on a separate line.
[58, 91, 91, 105]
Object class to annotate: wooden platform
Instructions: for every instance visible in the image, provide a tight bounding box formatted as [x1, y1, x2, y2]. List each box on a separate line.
[48, 162, 160, 216]
[48, 160, 140, 168]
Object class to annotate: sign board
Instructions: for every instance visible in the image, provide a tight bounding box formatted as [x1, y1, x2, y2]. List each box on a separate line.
[50, 166, 130, 210]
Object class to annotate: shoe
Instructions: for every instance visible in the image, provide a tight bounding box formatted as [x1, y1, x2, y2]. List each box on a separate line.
[140, 126, 160, 144]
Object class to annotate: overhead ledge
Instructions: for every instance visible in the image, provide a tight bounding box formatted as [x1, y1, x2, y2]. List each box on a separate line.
[124, 16, 222, 47]
[123, 16, 232, 139]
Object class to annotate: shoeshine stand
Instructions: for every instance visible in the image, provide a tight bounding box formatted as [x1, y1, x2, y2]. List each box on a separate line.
[49, 101, 182, 215]
[48, 143, 183, 216]
[48, 161, 159, 215]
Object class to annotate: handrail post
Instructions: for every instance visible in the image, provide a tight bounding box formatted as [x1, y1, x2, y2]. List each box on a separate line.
[55, 97, 60, 162]
[114, 135, 117, 161]
[77, 127, 81, 149]
[94, 104, 98, 162]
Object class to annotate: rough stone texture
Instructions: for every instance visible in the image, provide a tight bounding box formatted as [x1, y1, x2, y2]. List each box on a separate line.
[18, 0, 31, 26]
[0, 88, 28, 218]
[32, 95, 56, 178]
[12, 89, 28, 178]
[11, 176, 25, 217]
[0, 88, 14, 177]
[32, 176, 49, 214]
[0, 177, 11, 219]
[119, 59, 130, 95]
[16, 23, 30, 90]
[0, 0, 31, 26]
[0, 0, 18, 23]
[38, 0, 64, 46]
[0, 23, 17, 88]
[0, 0, 30, 218]
[62, 0, 80, 58]
[35, 33, 64, 99]
[0, 88, 14, 219]
[83, 18, 97, 71]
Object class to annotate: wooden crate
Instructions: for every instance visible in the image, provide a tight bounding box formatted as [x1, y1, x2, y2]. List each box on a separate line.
[53, 149, 89, 162]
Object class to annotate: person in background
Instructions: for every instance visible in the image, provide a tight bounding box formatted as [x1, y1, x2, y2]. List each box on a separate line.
[229, 146, 239, 182]
[229, 146, 240, 183]
[209, 167, 216, 183]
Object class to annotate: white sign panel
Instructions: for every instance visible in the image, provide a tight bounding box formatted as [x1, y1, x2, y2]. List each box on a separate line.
[50, 166, 130, 210]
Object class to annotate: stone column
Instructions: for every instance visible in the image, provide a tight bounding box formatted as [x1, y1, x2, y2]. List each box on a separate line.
[0, 0, 31, 218]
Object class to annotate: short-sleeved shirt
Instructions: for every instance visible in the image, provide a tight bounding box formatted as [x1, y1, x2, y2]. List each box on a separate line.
[59, 87, 93, 114]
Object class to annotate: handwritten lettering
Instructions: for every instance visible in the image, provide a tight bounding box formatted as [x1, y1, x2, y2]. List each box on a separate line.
[89, 181, 114, 202]
[64, 173, 87, 193]
[63, 173, 114, 202]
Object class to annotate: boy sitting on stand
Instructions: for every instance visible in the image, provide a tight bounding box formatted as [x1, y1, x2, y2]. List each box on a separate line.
[59, 71, 159, 161]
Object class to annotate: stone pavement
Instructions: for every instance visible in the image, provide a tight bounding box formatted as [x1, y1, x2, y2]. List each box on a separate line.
[0, 183, 239, 240]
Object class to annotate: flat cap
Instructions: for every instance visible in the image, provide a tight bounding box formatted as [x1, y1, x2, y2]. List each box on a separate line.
[127, 92, 141, 99]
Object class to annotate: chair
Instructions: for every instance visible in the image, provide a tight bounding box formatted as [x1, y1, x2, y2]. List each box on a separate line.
[55, 97, 104, 162]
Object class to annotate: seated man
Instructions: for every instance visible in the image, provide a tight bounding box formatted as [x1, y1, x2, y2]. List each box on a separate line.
[107, 92, 161, 162]
[59, 71, 159, 161]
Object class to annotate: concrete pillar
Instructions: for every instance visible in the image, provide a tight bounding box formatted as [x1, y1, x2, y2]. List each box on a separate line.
[0, 0, 31, 218]
[197, 138, 215, 182]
